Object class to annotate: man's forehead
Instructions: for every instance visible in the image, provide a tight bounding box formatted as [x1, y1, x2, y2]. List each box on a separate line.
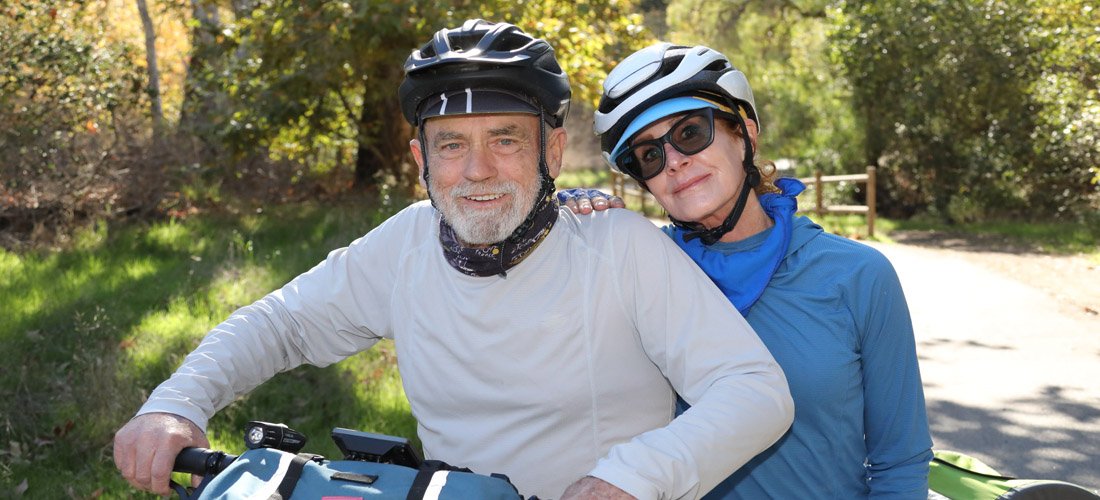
[424, 113, 539, 136]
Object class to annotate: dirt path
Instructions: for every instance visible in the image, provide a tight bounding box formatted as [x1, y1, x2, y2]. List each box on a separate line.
[866, 231, 1099, 491]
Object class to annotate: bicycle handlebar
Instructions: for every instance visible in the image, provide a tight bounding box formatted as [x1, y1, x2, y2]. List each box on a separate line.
[173, 447, 238, 477]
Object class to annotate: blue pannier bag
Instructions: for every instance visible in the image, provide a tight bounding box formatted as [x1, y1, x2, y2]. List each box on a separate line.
[194, 447, 524, 499]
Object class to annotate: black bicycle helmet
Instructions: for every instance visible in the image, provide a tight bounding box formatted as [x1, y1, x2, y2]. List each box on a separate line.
[399, 19, 571, 127]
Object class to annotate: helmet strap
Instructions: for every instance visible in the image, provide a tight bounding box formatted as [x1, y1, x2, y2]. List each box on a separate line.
[673, 111, 760, 245]
[505, 110, 557, 242]
[418, 124, 440, 209]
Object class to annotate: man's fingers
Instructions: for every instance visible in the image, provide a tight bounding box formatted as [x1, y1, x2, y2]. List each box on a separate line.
[113, 413, 207, 494]
[131, 441, 155, 492]
[608, 195, 626, 208]
[114, 435, 138, 491]
[149, 446, 176, 496]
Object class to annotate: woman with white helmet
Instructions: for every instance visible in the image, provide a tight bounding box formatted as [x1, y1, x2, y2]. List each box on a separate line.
[585, 42, 933, 498]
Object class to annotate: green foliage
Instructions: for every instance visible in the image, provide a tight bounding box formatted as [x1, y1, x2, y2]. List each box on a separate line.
[664, 0, 863, 176]
[205, 0, 650, 192]
[0, 199, 412, 498]
[639, 0, 860, 218]
[478, 2, 652, 109]
[0, 2, 152, 241]
[830, 0, 1099, 220]
[556, 168, 613, 189]
[662, 0, 1098, 222]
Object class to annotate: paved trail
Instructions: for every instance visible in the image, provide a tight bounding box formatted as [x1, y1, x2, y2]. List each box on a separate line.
[868, 242, 1100, 491]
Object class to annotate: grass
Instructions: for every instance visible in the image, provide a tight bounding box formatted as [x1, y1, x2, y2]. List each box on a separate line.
[800, 213, 896, 242]
[0, 197, 417, 499]
[555, 168, 613, 190]
[890, 217, 1100, 258]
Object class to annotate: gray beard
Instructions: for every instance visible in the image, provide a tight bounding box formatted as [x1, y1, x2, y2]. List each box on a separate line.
[432, 178, 538, 246]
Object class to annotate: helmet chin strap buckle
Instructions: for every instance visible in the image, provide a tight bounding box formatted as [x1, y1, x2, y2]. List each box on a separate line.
[678, 174, 754, 245]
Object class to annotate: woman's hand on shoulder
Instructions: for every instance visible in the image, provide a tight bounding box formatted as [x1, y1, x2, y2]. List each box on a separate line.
[557, 188, 626, 215]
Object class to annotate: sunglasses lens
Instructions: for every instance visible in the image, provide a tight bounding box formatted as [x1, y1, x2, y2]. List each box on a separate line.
[671, 113, 714, 155]
[615, 108, 717, 181]
[635, 144, 665, 179]
[616, 152, 647, 180]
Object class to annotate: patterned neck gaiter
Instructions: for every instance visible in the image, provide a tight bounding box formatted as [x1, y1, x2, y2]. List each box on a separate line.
[439, 191, 559, 278]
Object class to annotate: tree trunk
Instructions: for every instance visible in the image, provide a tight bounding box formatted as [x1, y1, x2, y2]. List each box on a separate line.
[354, 66, 415, 193]
[135, 0, 164, 137]
[230, 0, 257, 18]
[175, 0, 225, 164]
[178, 0, 220, 131]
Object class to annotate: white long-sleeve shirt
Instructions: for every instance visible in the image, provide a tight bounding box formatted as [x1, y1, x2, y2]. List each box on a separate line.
[138, 201, 793, 499]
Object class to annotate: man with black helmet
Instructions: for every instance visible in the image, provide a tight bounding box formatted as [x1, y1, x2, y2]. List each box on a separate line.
[113, 20, 793, 500]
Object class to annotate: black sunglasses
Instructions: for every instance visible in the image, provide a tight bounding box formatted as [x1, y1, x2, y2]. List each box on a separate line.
[615, 107, 740, 181]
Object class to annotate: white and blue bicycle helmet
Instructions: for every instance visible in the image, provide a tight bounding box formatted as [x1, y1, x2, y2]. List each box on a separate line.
[594, 42, 762, 244]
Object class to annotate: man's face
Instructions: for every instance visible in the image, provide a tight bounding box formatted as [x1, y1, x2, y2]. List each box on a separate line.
[410, 113, 565, 246]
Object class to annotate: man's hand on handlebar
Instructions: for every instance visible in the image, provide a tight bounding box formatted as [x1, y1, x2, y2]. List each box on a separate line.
[113, 412, 209, 495]
[557, 189, 625, 215]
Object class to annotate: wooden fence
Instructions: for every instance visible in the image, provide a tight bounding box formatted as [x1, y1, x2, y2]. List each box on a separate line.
[609, 172, 661, 216]
[610, 165, 878, 237]
[797, 166, 877, 237]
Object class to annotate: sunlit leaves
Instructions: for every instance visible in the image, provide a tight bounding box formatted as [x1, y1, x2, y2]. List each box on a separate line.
[666, 0, 862, 175]
[0, 2, 145, 193]
[830, 0, 1098, 220]
[212, 0, 649, 189]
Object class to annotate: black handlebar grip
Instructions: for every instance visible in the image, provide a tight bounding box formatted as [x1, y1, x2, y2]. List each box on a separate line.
[173, 447, 237, 476]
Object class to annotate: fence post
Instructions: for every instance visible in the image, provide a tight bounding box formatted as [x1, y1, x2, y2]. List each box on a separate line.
[814, 170, 824, 216]
[866, 166, 876, 237]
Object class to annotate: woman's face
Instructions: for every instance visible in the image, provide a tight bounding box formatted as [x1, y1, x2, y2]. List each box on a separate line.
[639, 113, 758, 229]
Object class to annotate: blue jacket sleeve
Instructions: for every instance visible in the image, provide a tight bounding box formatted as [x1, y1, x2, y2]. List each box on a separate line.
[856, 251, 934, 498]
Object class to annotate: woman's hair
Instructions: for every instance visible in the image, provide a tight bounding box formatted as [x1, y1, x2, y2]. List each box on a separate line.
[720, 118, 780, 196]
[756, 160, 781, 195]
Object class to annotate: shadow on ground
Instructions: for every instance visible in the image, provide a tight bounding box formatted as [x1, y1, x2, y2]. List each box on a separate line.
[891, 230, 1043, 256]
[927, 388, 1100, 492]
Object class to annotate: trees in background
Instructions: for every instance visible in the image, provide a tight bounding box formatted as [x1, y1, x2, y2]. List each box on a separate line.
[0, 1, 648, 247]
[2, 0, 1096, 248]
[663, 0, 1098, 221]
[168, 0, 648, 196]
[830, 0, 1098, 220]
[1, 2, 153, 247]
[665, 0, 864, 182]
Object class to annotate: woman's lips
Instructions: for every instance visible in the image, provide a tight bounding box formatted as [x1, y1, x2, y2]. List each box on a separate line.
[673, 174, 710, 194]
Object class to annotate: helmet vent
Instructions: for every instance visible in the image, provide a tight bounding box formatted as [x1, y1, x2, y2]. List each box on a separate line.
[451, 32, 484, 52]
[495, 31, 533, 51]
[703, 60, 730, 72]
